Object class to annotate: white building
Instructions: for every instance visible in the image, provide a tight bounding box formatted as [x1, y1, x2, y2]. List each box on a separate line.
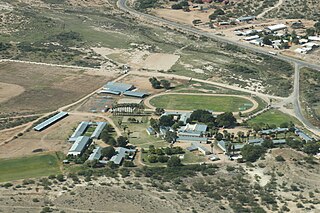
[68, 136, 91, 156]
[266, 24, 287, 32]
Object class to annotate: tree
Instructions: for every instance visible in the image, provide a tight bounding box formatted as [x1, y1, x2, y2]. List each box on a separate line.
[85, 159, 99, 168]
[159, 115, 175, 127]
[101, 146, 116, 159]
[149, 77, 161, 89]
[190, 109, 214, 123]
[241, 144, 265, 162]
[160, 79, 171, 89]
[215, 133, 223, 141]
[306, 28, 315, 36]
[56, 174, 65, 182]
[164, 131, 177, 143]
[303, 142, 320, 155]
[216, 112, 236, 127]
[155, 108, 165, 115]
[275, 155, 285, 162]
[167, 156, 182, 167]
[263, 36, 272, 45]
[117, 136, 128, 147]
[262, 139, 274, 149]
[314, 21, 320, 33]
[158, 155, 169, 163]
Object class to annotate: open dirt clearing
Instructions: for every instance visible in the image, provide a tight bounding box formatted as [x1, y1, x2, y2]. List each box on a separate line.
[142, 53, 180, 71]
[0, 114, 103, 159]
[0, 62, 114, 114]
[0, 82, 25, 104]
[152, 8, 213, 25]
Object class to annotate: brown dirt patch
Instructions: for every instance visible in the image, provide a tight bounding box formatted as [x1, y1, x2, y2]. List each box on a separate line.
[0, 82, 25, 104]
[0, 62, 115, 114]
[142, 53, 180, 71]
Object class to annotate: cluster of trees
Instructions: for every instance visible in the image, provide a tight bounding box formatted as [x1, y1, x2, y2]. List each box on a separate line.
[241, 144, 266, 162]
[145, 145, 184, 165]
[171, 1, 189, 10]
[190, 110, 236, 128]
[0, 42, 12, 51]
[209, 8, 225, 20]
[149, 77, 171, 89]
[305, 21, 320, 36]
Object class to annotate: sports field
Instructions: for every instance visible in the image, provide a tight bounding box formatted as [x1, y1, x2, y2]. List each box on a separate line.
[0, 153, 61, 182]
[248, 109, 301, 126]
[149, 94, 254, 112]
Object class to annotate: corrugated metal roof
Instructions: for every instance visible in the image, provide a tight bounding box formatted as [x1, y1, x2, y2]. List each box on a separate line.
[104, 82, 133, 93]
[99, 89, 121, 95]
[110, 147, 136, 165]
[68, 136, 91, 155]
[123, 91, 148, 98]
[177, 136, 208, 142]
[69, 121, 90, 142]
[91, 122, 107, 139]
[34, 112, 68, 131]
[88, 146, 102, 161]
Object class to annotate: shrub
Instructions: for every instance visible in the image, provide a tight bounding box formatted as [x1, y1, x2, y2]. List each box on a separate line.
[275, 155, 285, 162]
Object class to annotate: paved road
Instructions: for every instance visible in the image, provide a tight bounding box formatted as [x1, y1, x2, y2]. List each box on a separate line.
[117, 0, 320, 136]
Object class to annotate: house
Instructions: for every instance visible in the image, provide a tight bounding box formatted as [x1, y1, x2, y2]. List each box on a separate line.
[294, 128, 313, 142]
[161, 112, 192, 125]
[236, 16, 256, 23]
[68, 136, 91, 156]
[244, 35, 259, 41]
[69, 121, 90, 142]
[110, 147, 136, 165]
[87, 146, 102, 161]
[146, 127, 156, 135]
[266, 24, 287, 32]
[34, 112, 68, 131]
[91, 122, 107, 139]
[186, 142, 211, 155]
[177, 123, 208, 143]
[159, 126, 174, 138]
[249, 38, 264, 46]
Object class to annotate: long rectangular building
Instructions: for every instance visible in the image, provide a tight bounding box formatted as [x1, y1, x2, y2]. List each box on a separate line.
[69, 121, 90, 142]
[91, 122, 107, 139]
[34, 112, 68, 131]
[68, 136, 91, 156]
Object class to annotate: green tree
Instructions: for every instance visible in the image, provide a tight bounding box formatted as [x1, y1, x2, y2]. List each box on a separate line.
[155, 108, 165, 115]
[241, 144, 265, 162]
[101, 146, 116, 159]
[160, 79, 171, 89]
[117, 136, 128, 147]
[167, 156, 182, 167]
[164, 131, 177, 143]
[159, 115, 175, 127]
[216, 112, 236, 127]
[303, 141, 320, 155]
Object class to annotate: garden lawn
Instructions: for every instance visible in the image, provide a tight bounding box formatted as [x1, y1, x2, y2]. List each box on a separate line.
[248, 109, 301, 127]
[149, 94, 253, 112]
[0, 153, 61, 182]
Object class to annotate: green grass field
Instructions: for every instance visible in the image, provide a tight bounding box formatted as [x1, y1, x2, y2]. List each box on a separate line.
[248, 109, 301, 127]
[0, 153, 61, 182]
[149, 94, 253, 112]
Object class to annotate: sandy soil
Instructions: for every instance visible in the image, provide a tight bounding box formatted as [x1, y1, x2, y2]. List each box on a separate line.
[152, 8, 214, 25]
[0, 82, 25, 104]
[0, 114, 97, 159]
[142, 53, 180, 71]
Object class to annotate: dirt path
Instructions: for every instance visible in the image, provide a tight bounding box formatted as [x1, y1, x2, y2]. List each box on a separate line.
[129, 70, 282, 102]
[144, 92, 259, 114]
[257, 0, 284, 18]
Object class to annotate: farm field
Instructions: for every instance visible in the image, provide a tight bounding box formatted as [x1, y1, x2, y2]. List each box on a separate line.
[0, 153, 61, 182]
[149, 94, 254, 112]
[0, 62, 113, 115]
[248, 109, 301, 127]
